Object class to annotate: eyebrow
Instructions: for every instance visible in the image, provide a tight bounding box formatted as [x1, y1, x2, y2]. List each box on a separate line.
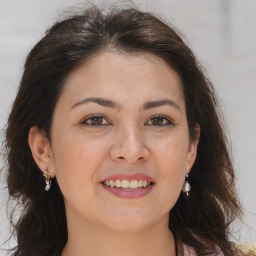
[70, 97, 120, 110]
[70, 97, 181, 113]
[142, 99, 181, 113]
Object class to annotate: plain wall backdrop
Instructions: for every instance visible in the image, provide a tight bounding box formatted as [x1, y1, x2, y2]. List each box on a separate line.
[1, 0, 255, 251]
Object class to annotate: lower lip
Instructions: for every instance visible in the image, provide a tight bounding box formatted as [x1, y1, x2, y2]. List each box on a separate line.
[101, 184, 154, 198]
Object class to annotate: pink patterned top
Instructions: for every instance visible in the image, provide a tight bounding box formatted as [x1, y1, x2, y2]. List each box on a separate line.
[182, 243, 224, 256]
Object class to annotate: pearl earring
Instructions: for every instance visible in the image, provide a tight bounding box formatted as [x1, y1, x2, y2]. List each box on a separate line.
[182, 175, 191, 196]
[43, 171, 52, 191]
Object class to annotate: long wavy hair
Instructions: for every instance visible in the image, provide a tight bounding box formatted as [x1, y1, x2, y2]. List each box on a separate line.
[3, 4, 242, 256]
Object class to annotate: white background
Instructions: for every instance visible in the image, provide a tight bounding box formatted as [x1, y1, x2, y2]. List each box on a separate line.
[1, 0, 255, 251]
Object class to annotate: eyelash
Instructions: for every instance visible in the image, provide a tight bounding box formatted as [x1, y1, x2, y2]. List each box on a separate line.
[145, 115, 173, 126]
[80, 114, 111, 127]
[80, 114, 173, 127]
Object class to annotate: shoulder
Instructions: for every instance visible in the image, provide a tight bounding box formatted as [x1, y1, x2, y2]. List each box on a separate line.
[233, 242, 256, 256]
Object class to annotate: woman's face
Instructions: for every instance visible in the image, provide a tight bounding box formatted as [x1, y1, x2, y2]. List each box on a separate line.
[48, 52, 198, 232]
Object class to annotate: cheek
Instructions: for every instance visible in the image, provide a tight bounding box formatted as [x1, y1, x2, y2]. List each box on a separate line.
[51, 132, 108, 200]
[151, 135, 188, 207]
[53, 131, 106, 170]
[152, 133, 188, 173]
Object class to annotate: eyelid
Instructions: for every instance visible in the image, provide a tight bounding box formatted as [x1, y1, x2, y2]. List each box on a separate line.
[80, 114, 112, 126]
[78, 114, 173, 127]
[145, 114, 174, 126]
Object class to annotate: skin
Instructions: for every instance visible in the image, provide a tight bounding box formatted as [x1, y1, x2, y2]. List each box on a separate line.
[29, 51, 200, 256]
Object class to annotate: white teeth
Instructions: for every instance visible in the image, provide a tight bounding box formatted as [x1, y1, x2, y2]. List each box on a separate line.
[115, 179, 122, 188]
[110, 180, 115, 187]
[103, 179, 152, 189]
[121, 180, 130, 188]
[130, 180, 138, 188]
[142, 180, 147, 187]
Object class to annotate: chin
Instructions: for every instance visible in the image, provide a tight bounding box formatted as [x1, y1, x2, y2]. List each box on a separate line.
[99, 209, 158, 233]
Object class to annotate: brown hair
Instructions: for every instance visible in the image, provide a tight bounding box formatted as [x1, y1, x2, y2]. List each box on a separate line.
[3, 5, 241, 256]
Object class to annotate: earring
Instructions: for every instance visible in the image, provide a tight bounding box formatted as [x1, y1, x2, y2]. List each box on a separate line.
[182, 175, 191, 196]
[43, 171, 52, 191]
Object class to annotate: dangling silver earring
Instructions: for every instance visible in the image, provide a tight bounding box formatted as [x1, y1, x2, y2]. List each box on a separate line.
[43, 171, 52, 191]
[182, 175, 191, 196]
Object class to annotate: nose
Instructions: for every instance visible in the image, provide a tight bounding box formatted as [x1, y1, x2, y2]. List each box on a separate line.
[109, 125, 150, 164]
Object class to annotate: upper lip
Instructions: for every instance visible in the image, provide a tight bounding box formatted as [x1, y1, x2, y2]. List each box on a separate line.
[100, 173, 156, 183]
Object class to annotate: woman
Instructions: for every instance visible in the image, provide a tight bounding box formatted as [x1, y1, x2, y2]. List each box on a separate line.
[3, 4, 246, 256]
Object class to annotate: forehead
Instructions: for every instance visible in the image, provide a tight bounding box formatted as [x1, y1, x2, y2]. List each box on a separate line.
[60, 51, 185, 108]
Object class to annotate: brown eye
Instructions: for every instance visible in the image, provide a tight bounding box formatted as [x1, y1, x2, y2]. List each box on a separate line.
[146, 115, 172, 126]
[81, 115, 110, 126]
[90, 117, 103, 125]
[151, 117, 164, 125]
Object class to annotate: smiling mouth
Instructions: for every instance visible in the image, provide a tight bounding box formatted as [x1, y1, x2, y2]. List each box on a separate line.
[101, 179, 154, 190]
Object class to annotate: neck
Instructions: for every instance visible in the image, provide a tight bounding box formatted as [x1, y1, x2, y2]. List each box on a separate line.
[62, 214, 176, 256]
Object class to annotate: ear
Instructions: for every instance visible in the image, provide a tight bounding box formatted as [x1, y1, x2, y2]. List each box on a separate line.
[28, 126, 55, 178]
[185, 124, 200, 175]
